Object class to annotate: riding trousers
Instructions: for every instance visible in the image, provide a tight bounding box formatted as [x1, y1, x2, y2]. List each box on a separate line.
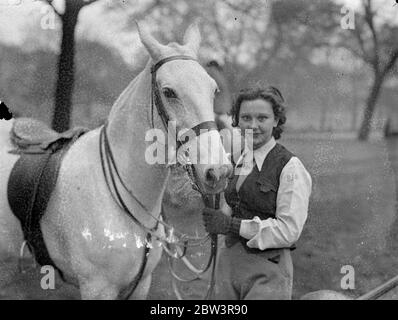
[214, 236, 293, 300]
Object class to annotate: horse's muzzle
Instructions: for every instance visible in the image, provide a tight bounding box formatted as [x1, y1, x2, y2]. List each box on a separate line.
[204, 164, 233, 189]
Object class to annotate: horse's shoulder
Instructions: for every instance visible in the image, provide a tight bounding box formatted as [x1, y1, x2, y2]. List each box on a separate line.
[52, 128, 103, 199]
[61, 128, 99, 169]
[0, 119, 14, 147]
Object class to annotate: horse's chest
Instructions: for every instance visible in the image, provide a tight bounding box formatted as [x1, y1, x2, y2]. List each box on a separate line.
[44, 168, 162, 283]
[41, 130, 164, 293]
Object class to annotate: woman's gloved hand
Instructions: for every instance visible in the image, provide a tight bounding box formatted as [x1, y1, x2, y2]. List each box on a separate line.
[202, 207, 242, 235]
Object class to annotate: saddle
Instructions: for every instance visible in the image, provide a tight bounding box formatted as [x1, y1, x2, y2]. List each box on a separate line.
[9, 117, 88, 154]
[7, 118, 89, 275]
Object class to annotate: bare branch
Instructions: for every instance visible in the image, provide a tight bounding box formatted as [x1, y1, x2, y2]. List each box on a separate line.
[74, 0, 99, 11]
[381, 49, 398, 77]
[117, 0, 164, 31]
[40, 0, 99, 18]
[40, 0, 63, 17]
[129, 0, 162, 19]
[220, 0, 256, 15]
[210, 6, 231, 60]
[353, 26, 373, 65]
[344, 44, 372, 66]
[363, 0, 380, 70]
[254, 22, 283, 67]
[81, 0, 98, 6]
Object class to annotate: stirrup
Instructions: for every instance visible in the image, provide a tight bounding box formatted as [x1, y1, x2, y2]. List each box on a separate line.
[18, 240, 37, 274]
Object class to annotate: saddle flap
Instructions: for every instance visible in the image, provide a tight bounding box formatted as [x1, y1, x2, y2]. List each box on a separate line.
[7, 123, 89, 275]
[11, 118, 60, 147]
[10, 117, 89, 154]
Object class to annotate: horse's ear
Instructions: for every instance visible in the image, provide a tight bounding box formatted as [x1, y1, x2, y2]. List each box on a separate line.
[136, 21, 166, 61]
[183, 20, 201, 54]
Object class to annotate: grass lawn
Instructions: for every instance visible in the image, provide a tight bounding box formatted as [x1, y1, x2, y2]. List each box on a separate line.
[1, 134, 397, 299]
[149, 134, 398, 299]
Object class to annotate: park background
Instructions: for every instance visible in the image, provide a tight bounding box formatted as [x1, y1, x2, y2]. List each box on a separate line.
[0, 0, 397, 299]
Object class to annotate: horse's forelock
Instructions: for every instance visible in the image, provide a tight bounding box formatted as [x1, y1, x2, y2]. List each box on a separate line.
[155, 42, 197, 61]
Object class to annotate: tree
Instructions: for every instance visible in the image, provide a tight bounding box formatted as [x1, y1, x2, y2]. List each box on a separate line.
[43, 0, 99, 132]
[204, 0, 341, 91]
[138, 0, 273, 90]
[42, 0, 162, 132]
[342, 0, 398, 140]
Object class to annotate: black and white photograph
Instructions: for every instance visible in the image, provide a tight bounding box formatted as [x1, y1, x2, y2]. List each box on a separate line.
[0, 0, 397, 304]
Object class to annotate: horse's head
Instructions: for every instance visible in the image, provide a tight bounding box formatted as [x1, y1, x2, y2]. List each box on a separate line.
[137, 22, 232, 194]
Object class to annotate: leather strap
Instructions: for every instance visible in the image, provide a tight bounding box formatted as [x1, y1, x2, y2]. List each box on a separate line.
[178, 121, 218, 149]
[151, 55, 196, 74]
[150, 55, 218, 149]
[100, 55, 221, 299]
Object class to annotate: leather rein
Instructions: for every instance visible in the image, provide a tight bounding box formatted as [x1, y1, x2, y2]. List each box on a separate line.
[99, 55, 220, 300]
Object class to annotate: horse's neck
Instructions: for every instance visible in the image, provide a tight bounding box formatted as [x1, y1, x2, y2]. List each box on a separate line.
[106, 64, 169, 221]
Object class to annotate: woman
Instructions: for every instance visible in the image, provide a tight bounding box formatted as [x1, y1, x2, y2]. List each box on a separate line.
[203, 86, 312, 300]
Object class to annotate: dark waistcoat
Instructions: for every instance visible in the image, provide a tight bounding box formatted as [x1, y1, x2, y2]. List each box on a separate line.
[224, 143, 294, 252]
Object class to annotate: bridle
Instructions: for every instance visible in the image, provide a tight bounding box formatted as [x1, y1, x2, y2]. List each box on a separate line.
[150, 55, 218, 148]
[99, 55, 221, 300]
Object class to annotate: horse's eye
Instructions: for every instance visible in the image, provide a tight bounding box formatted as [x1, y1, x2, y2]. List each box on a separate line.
[162, 88, 177, 99]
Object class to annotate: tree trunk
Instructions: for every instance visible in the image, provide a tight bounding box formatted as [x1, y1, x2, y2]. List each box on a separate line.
[51, 2, 82, 133]
[358, 73, 384, 141]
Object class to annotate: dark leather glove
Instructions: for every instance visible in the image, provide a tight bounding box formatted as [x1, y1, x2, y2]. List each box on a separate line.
[202, 207, 242, 235]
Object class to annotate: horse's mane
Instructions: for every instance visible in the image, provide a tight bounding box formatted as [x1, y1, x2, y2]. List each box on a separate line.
[131, 46, 151, 74]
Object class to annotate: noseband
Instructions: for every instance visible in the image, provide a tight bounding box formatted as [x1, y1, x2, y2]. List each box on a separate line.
[100, 55, 221, 299]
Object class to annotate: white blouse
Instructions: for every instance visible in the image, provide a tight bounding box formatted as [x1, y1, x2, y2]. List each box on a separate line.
[226, 137, 312, 250]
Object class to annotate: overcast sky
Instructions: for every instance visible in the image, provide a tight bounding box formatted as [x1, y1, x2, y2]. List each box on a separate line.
[0, 0, 140, 62]
[0, 0, 396, 65]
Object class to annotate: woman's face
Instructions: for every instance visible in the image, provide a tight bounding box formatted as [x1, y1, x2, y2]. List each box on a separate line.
[238, 98, 278, 150]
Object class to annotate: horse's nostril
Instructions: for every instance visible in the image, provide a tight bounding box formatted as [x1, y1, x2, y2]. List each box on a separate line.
[205, 168, 221, 185]
[206, 168, 215, 182]
[205, 165, 231, 187]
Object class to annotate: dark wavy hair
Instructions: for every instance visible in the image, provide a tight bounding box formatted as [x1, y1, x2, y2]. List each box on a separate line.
[231, 86, 287, 140]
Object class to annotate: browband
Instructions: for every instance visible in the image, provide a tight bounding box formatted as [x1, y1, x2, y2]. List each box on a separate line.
[151, 55, 197, 74]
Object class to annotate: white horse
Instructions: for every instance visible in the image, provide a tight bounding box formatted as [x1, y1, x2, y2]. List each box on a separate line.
[0, 22, 232, 299]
